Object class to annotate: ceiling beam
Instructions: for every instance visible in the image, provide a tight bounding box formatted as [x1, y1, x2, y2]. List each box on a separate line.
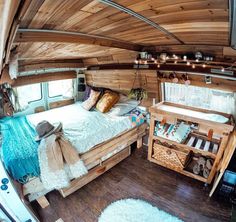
[18, 59, 84, 72]
[14, 29, 143, 52]
[99, 0, 184, 44]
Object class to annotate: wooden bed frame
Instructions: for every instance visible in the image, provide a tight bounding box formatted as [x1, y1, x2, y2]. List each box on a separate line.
[23, 123, 147, 208]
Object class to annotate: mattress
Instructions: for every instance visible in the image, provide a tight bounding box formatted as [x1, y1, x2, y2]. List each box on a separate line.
[1, 102, 146, 183]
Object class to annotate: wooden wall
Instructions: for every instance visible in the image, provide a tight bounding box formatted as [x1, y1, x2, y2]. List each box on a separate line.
[85, 69, 161, 107]
[85, 69, 236, 107]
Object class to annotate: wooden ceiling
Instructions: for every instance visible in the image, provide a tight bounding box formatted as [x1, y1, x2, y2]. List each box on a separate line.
[2, 0, 236, 69]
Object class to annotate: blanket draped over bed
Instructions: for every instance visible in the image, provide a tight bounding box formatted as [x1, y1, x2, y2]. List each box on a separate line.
[38, 133, 87, 190]
[0, 116, 40, 183]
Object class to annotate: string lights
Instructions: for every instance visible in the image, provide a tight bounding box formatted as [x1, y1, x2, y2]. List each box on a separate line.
[134, 52, 235, 72]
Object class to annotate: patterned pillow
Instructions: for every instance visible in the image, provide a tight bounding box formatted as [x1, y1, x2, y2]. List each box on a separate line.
[82, 89, 101, 111]
[96, 90, 120, 113]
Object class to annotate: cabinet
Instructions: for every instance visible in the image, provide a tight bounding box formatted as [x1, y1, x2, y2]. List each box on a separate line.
[148, 102, 235, 184]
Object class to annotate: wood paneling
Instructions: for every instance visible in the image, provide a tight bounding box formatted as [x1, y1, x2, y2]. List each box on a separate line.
[16, 42, 138, 60]
[85, 69, 161, 107]
[18, 59, 84, 72]
[114, 0, 229, 45]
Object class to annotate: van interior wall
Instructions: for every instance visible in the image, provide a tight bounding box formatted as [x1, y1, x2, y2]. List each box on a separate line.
[85, 69, 236, 108]
[85, 69, 162, 107]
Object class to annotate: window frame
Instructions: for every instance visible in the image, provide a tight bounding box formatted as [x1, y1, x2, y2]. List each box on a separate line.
[18, 83, 43, 104]
[47, 79, 74, 99]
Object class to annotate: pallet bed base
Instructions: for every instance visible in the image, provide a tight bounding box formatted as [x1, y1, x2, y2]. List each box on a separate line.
[23, 123, 147, 208]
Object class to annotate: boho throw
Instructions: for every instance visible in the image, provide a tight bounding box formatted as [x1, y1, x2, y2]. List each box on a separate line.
[38, 132, 88, 190]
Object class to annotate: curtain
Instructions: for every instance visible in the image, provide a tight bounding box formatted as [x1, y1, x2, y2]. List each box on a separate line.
[164, 83, 236, 119]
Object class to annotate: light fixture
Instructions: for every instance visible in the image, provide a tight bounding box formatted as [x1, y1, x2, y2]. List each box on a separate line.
[174, 60, 177, 64]
[187, 61, 190, 66]
[151, 57, 155, 61]
[183, 55, 187, 61]
[154, 60, 157, 64]
[221, 67, 225, 72]
[195, 59, 199, 62]
[202, 63, 206, 68]
[157, 64, 160, 68]
[192, 64, 195, 69]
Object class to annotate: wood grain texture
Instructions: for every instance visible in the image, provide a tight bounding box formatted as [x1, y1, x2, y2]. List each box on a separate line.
[31, 146, 232, 222]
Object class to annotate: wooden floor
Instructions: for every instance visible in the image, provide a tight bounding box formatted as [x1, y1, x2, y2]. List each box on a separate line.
[32, 146, 232, 222]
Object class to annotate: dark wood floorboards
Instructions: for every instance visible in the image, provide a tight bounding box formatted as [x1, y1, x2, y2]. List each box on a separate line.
[32, 146, 232, 222]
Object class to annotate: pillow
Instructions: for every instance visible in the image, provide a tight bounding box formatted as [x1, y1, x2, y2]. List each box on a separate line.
[107, 94, 140, 116]
[82, 89, 101, 111]
[83, 85, 92, 101]
[96, 90, 120, 113]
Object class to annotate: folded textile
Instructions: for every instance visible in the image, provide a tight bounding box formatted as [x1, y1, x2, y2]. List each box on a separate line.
[154, 121, 191, 143]
[38, 132, 88, 190]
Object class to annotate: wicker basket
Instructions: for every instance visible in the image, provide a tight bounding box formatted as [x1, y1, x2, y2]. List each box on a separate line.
[152, 142, 189, 170]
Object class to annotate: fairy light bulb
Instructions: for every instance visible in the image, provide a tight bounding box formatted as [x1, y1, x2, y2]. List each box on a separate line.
[157, 64, 160, 68]
[221, 67, 225, 72]
[202, 63, 206, 68]
[187, 61, 190, 66]
[174, 60, 177, 64]
[183, 55, 187, 61]
[134, 59, 138, 64]
[192, 64, 195, 69]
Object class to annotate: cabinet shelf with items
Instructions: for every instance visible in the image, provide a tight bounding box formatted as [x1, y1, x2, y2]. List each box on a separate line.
[148, 102, 235, 184]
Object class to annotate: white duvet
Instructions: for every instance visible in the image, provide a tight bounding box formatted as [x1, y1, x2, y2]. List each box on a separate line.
[27, 102, 133, 154]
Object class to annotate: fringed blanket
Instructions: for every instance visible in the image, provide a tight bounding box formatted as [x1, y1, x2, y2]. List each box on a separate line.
[0, 116, 40, 183]
[38, 133, 87, 190]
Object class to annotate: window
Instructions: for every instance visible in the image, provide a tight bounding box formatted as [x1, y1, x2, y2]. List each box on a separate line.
[163, 83, 236, 116]
[48, 79, 74, 98]
[15, 83, 42, 104]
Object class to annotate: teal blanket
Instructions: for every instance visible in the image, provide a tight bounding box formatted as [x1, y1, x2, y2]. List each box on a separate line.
[0, 116, 40, 183]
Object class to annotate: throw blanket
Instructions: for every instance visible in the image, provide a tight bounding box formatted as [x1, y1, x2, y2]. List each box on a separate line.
[0, 116, 40, 183]
[38, 133, 87, 190]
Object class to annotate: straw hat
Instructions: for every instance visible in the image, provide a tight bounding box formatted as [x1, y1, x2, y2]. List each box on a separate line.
[35, 121, 62, 141]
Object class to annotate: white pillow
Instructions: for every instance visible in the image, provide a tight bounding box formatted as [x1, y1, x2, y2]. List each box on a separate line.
[107, 94, 140, 116]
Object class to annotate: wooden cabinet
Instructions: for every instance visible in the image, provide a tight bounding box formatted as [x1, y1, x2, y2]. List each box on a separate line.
[148, 102, 235, 184]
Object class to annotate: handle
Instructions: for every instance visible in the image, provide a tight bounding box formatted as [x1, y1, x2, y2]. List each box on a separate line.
[96, 166, 106, 174]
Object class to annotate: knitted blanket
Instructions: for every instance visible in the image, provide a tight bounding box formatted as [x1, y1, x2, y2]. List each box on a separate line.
[0, 116, 40, 183]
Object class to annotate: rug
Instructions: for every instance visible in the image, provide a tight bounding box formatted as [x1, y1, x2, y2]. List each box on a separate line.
[98, 198, 183, 222]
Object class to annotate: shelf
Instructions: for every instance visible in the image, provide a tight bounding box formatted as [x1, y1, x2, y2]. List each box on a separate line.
[149, 157, 208, 183]
[152, 135, 216, 159]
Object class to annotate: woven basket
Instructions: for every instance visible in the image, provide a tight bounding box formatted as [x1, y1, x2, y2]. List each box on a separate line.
[152, 142, 189, 170]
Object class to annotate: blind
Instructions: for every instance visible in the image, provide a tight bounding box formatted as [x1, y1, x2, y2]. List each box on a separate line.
[164, 83, 236, 118]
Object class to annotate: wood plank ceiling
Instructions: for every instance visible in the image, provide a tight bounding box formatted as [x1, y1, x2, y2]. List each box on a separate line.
[13, 0, 233, 65]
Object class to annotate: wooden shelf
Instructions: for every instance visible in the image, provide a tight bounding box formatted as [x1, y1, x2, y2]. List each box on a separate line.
[149, 157, 207, 183]
[152, 135, 217, 159]
[148, 102, 234, 185]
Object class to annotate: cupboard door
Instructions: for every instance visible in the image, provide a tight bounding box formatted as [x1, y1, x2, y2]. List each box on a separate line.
[209, 131, 236, 197]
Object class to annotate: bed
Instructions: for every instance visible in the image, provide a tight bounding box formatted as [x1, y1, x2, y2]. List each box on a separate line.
[0, 102, 147, 208]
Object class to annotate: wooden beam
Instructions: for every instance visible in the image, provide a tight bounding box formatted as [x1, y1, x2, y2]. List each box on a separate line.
[14, 29, 143, 52]
[230, 0, 236, 49]
[18, 59, 84, 72]
[87, 63, 236, 80]
[11, 70, 77, 87]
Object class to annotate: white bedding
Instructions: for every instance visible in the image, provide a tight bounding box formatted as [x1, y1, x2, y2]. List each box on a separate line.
[27, 102, 133, 154]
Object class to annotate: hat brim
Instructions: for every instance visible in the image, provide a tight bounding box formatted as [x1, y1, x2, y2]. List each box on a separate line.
[35, 122, 62, 142]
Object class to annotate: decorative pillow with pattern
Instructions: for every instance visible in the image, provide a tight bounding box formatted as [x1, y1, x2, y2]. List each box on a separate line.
[82, 89, 101, 111]
[96, 90, 120, 113]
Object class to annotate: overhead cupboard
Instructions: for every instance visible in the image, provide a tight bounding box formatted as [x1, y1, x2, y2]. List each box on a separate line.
[148, 102, 235, 184]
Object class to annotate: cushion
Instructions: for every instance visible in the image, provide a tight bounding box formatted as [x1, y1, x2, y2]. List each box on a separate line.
[96, 90, 120, 113]
[107, 94, 140, 116]
[83, 85, 91, 101]
[82, 89, 101, 110]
